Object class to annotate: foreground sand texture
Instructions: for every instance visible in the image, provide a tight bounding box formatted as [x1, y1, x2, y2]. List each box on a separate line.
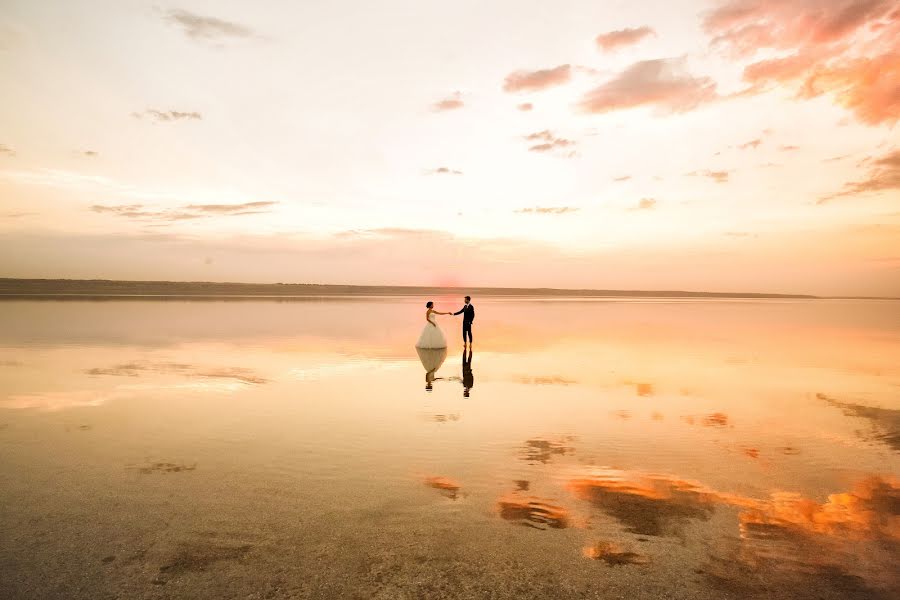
[0, 297, 898, 599]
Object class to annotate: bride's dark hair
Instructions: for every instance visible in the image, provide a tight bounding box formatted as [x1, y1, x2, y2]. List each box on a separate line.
[426, 301, 434, 308]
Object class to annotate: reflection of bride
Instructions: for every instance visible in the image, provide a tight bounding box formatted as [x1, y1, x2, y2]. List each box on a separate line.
[416, 347, 447, 391]
[415, 301, 451, 349]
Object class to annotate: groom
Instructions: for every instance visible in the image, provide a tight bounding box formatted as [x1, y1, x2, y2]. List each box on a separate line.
[453, 295, 475, 345]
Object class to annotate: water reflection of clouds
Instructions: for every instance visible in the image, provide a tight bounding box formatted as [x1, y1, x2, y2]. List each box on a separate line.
[87, 361, 269, 384]
[818, 392, 900, 452]
[566, 466, 900, 591]
[520, 438, 576, 465]
[497, 493, 570, 530]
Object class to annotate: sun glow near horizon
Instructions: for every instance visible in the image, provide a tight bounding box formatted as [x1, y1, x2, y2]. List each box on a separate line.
[0, 0, 897, 295]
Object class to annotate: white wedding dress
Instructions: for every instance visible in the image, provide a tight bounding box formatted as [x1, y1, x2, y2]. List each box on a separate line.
[416, 311, 447, 348]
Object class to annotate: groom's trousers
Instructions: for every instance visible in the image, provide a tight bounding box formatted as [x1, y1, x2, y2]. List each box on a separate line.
[462, 321, 473, 343]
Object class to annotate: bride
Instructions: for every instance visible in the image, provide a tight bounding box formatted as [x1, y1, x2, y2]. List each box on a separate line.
[415, 301, 452, 349]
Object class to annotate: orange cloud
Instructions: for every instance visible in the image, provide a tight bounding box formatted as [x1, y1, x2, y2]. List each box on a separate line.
[431, 91, 464, 112]
[687, 169, 730, 183]
[705, 0, 899, 125]
[630, 198, 657, 211]
[516, 102, 534, 111]
[595, 26, 656, 51]
[577, 58, 717, 114]
[738, 138, 761, 149]
[503, 64, 571, 93]
[820, 149, 900, 202]
[164, 9, 255, 40]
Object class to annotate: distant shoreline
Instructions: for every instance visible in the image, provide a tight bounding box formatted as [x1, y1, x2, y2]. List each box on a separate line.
[1, 278, 893, 300]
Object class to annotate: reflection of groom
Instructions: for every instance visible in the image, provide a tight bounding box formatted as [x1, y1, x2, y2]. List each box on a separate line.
[462, 348, 473, 397]
[453, 296, 475, 345]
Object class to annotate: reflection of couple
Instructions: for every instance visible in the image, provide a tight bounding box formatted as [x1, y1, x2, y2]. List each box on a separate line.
[417, 346, 474, 396]
[415, 295, 474, 349]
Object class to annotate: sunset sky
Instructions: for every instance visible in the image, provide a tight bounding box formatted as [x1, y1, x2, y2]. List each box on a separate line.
[0, 0, 897, 295]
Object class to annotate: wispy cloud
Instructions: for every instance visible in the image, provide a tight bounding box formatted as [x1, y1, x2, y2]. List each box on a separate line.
[577, 57, 717, 114]
[432, 91, 464, 112]
[164, 9, 255, 41]
[517, 102, 534, 112]
[424, 167, 463, 175]
[184, 201, 277, 214]
[0, 144, 14, 156]
[595, 26, 656, 51]
[523, 130, 577, 156]
[613, 175, 632, 182]
[90, 201, 278, 222]
[515, 206, 580, 215]
[503, 64, 571, 93]
[687, 169, 730, 183]
[819, 149, 900, 203]
[779, 145, 800, 151]
[132, 109, 202, 122]
[738, 139, 761, 150]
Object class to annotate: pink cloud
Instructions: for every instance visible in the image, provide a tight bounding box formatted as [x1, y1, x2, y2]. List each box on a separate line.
[432, 91, 464, 112]
[517, 102, 534, 112]
[503, 64, 571, 93]
[705, 0, 899, 125]
[595, 26, 656, 51]
[577, 58, 717, 114]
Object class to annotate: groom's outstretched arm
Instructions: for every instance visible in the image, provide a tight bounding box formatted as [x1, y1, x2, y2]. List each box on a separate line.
[453, 307, 465, 315]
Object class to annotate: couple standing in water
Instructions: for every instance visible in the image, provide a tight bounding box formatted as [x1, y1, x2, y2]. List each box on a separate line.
[416, 295, 474, 349]
[416, 296, 474, 396]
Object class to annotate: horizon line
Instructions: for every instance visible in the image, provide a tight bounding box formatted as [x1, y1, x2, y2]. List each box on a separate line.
[0, 277, 897, 300]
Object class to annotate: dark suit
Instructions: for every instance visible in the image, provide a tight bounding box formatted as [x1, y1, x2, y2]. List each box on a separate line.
[462, 348, 473, 397]
[453, 303, 475, 343]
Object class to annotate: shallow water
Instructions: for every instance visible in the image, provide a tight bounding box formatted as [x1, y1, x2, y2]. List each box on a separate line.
[0, 297, 898, 599]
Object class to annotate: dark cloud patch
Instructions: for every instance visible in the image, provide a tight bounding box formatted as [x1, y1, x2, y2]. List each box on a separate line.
[515, 206, 579, 215]
[164, 9, 254, 41]
[523, 130, 577, 156]
[820, 149, 900, 203]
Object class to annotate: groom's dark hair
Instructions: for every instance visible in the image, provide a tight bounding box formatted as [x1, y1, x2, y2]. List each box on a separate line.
[465, 296, 471, 301]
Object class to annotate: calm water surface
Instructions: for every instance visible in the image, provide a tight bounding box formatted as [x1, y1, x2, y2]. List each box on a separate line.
[0, 298, 898, 599]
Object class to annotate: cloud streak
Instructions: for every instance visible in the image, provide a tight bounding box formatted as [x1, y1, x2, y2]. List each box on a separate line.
[431, 91, 464, 112]
[820, 149, 900, 203]
[503, 64, 572, 93]
[595, 26, 656, 51]
[90, 201, 278, 222]
[515, 206, 579, 215]
[523, 130, 577, 156]
[132, 109, 202, 122]
[164, 9, 255, 41]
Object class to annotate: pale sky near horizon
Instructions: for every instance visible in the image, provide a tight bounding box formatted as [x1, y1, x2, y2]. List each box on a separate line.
[0, 0, 897, 295]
